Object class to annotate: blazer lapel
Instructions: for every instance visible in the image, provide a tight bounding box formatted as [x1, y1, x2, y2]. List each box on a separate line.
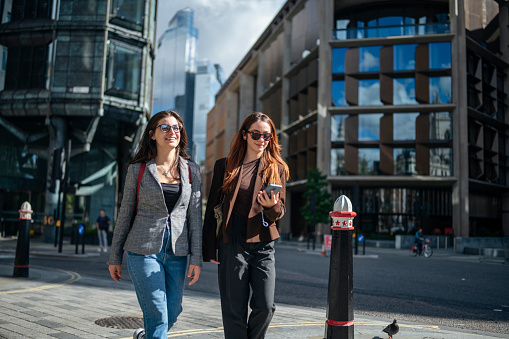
[225, 163, 243, 229]
[146, 159, 159, 185]
[172, 157, 189, 210]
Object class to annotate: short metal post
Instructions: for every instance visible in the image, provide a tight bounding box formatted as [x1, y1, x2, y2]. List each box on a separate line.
[13, 202, 33, 278]
[362, 238, 366, 255]
[325, 195, 356, 339]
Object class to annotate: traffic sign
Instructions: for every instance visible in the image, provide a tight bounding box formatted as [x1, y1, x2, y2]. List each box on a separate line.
[78, 224, 85, 235]
[358, 234, 364, 242]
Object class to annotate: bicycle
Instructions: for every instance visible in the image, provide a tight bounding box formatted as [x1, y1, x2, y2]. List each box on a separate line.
[410, 238, 433, 257]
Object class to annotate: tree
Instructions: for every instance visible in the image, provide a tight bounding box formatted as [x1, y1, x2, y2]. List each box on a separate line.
[300, 169, 333, 231]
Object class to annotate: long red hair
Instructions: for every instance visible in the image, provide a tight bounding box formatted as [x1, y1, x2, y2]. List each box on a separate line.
[222, 112, 289, 193]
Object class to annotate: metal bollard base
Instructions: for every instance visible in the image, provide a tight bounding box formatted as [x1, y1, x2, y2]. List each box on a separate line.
[13, 266, 29, 278]
[324, 323, 354, 339]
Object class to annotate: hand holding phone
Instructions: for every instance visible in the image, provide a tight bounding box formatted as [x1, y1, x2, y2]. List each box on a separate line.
[265, 184, 282, 197]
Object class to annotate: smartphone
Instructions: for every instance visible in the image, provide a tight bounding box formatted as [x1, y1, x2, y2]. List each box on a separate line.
[265, 184, 282, 197]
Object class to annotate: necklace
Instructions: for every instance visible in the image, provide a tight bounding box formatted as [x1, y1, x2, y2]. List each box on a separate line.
[159, 165, 171, 178]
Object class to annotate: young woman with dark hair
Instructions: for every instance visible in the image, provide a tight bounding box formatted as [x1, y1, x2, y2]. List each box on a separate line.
[108, 110, 202, 339]
[203, 112, 289, 339]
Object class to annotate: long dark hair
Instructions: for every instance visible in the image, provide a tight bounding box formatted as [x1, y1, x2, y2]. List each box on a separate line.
[129, 110, 190, 179]
[222, 112, 289, 194]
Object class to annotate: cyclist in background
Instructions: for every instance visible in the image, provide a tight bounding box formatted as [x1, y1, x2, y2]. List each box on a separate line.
[414, 228, 424, 255]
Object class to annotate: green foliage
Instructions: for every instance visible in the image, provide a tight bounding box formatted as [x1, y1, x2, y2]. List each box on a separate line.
[300, 169, 333, 225]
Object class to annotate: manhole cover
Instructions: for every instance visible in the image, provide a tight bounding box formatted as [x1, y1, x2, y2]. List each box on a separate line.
[95, 316, 143, 329]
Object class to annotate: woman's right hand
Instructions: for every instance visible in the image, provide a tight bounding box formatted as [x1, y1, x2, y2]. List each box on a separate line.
[210, 260, 220, 264]
[108, 264, 122, 282]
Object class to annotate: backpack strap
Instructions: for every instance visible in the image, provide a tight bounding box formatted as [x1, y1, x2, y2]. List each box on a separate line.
[136, 162, 146, 213]
[188, 161, 192, 184]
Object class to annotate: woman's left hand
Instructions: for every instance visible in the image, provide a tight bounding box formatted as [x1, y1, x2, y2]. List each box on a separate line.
[188, 264, 201, 285]
[257, 190, 279, 209]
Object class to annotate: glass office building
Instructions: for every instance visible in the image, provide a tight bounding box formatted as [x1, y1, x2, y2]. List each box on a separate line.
[204, 0, 509, 240]
[153, 8, 198, 154]
[0, 0, 157, 239]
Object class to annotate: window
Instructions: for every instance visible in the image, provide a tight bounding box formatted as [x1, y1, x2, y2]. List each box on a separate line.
[429, 42, 451, 69]
[430, 148, 452, 176]
[359, 80, 383, 106]
[4, 45, 48, 90]
[359, 148, 380, 175]
[394, 113, 418, 140]
[394, 148, 417, 175]
[9, 0, 51, 21]
[105, 41, 141, 101]
[332, 48, 347, 74]
[429, 112, 452, 140]
[332, 81, 347, 106]
[393, 44, 417, 70]
[393, 78, 417, 105]
[359, 46, 381, 72]
[331, 115, 347, 141]
[429, 77, 452, 104]
[331, 149, 346, 175]
[110, 0, 145, 32]
[359, 114, 382, 141]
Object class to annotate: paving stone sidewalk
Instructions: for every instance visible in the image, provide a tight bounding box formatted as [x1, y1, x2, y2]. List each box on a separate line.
[0, 263, 507, 339]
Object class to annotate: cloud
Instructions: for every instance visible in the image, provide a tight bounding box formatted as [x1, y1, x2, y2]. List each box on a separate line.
[156, 0, 286, 77]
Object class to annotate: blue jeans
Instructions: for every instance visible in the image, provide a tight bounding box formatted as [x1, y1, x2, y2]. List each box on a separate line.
[127, 226, 187, 339]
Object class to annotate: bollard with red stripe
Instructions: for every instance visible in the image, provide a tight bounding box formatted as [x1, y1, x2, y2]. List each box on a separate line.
[13, 201, 33, 278]
[324, 195, 356, 339]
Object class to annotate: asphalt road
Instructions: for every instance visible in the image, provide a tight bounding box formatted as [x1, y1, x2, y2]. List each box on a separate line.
[5, 242, 509, 335]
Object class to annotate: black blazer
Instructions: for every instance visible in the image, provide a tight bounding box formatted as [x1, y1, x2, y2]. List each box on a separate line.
[202, 157, 286, 262]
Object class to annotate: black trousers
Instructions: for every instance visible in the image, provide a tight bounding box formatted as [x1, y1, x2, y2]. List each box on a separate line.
[218, 214, 276, 339]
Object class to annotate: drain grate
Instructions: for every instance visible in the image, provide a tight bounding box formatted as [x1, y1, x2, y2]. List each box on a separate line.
[95, 316, 143, 329]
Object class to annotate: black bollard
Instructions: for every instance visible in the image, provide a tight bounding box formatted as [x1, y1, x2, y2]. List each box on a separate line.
[325, 195, 356, 339]
[13, 202, 33, 278]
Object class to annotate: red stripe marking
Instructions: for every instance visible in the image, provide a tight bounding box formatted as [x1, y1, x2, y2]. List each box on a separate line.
[331, 226, 354, 231]
[326, 319, 354, 327]
[14, 265, 29, 268]
[330, 211, 357, 217]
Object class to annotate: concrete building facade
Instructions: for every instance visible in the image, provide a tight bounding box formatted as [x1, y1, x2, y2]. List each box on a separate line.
[203, 0, 509, 239]
[0, 0, 156, 239]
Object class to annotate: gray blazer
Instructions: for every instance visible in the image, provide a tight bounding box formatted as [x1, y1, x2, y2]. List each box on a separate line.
[107, 157, 202, 267]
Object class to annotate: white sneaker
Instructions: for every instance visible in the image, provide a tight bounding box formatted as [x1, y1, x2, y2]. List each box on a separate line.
[103, 248, 108, 252]
[133, 328, 145, 339]
[97, 248, 102, 252]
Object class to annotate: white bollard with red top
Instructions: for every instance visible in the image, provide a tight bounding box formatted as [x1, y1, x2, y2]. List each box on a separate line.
[324, 195, 356, 339]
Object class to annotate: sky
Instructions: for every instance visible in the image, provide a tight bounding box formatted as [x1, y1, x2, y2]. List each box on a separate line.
[156, 0, 287, 79]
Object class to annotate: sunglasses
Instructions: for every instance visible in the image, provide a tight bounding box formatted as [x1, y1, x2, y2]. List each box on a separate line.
[154, 124, 182, 133]
[245, 130, 272, 141]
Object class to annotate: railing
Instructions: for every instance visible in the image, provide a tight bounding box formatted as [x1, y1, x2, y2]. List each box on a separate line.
[333, 23, 451, 40]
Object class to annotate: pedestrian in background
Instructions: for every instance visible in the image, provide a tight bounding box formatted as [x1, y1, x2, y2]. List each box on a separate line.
[96, 209, 110, 253]
[107, 110, 202, 339]
[203, 112, 289, 339]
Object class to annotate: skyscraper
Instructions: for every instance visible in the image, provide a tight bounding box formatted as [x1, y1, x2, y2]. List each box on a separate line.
[192, 60, 223, 165]
[153, 7, 198, 152]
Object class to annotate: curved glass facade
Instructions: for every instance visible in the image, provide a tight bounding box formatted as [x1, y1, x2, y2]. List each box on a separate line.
[334, 5, 450, 40]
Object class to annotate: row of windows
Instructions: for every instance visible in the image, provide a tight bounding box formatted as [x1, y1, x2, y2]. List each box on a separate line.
[334, 5, 449, 40]
[332, 43, 451, 74]
[331, 147, 452, 176]
[331, 112, 451, 142]
[3, 40, 142, 102]
[331, 77, 452, 106]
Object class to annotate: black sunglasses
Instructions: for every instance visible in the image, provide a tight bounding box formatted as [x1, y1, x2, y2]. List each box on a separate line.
[245, 130, 272, 141]
[154, 124, 182, 133]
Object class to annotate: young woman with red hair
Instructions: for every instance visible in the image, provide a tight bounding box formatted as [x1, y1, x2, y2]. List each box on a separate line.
[203, 112, 289, 339]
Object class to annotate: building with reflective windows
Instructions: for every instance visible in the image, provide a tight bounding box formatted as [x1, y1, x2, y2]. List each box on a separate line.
[192, 60, 223, 166]
[0, 0, 156, 240]
[204, 0, 509, 239]
[153, 8, 198, 152]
